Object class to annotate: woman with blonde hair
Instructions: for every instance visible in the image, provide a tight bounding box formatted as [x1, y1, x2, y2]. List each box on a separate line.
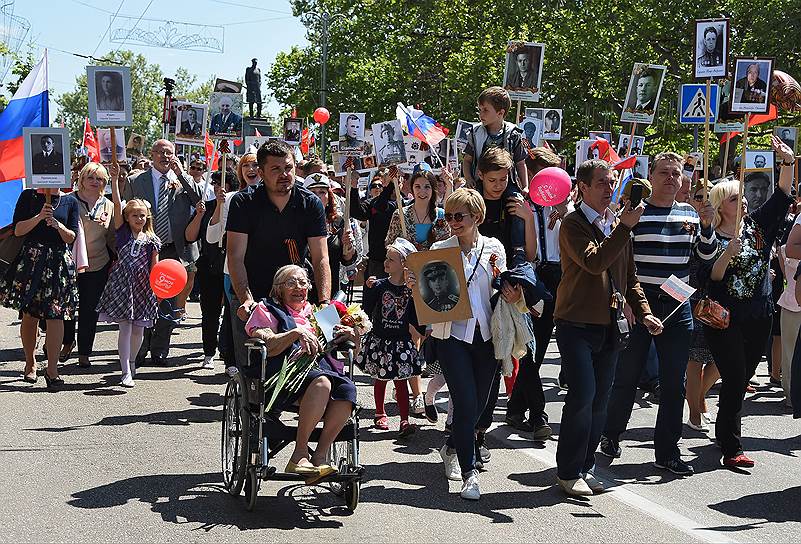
[236, 152, 260, 190]
[62, 162, 116, 367]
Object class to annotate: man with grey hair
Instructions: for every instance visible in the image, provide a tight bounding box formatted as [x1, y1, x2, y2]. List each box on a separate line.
[124, 139, 203, 367]
[210, 95, 242, 135]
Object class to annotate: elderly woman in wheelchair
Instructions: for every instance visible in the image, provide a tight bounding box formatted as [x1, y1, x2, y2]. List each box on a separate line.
[244, 264, 359, 482]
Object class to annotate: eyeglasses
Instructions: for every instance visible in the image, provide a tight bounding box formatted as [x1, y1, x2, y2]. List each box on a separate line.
[370, 184, 383, 190]
[282, 278, 310, 289]
[189, 166, 202, 171]
[444, 212, 470, 223]
[153, 149, 174, 157]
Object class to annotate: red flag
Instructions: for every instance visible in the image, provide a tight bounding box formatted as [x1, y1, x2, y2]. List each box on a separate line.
[613, 155, 639, 170]
[300, 127, 315, 156]
[82, 117, 100, 163]
[204, 133, 219, 170]
[720, 104, 778, 143]
[254, 127, 262, 137]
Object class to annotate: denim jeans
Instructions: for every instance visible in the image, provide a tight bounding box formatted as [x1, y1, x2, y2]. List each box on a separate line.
[604, 292, 692, 463]
[438, 335, 499, 476]
[555, 320, 619, 480]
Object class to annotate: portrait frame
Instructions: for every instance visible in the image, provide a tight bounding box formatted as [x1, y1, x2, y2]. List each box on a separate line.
[213, 78, 243, 94]
[502, 41, 545, 103]
[126, 132, 145, 154]
[174, 101, 208, 146]
[693, 18, 730, 80]
[745, 150, 775, 171]
[244, 136, 268, 152]
[730, 57, 774, 114]
[372, 120, 408, 167]
[406, 247, 473, 326]
[519, 117, 543, 149]
[208, 92, 244, 140]
[455, 120, 472, 152]
[631, 155, 650, 180]
[620, 63, 668, 125]
[576, 139, 598, 166]
[542, 108, 563, 140]
[338, 112, 367, 156]
[23, 127, 71, 189]
[96, 128, 127, 163]
[87, 66, 133, 127]
[616, 134, 645, 157]
[744, 169, 774, 213]
[589, 131, 613, 144]
[282, 117, 303, 146]
[774, 127, 798, 154]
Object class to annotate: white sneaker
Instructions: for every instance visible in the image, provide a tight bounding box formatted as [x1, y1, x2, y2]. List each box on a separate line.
[701, 412, 714, 424]
[201, 355, 215, 369]
[557, 477, 593, 497]
[121, 374, 135, 388]
[460, 471, 480, 500]
[686, 418, 709, 432]
[582, 472, 605, 493]
[439, 445, 461, 481]
[412, 394, 425, 415]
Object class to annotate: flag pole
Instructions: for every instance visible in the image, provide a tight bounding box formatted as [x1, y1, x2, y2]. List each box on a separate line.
[397, 102, 445, 169]
[735, 113, 751, 235]
[702, 78, 711, 202]
[625, 122, 637, 157]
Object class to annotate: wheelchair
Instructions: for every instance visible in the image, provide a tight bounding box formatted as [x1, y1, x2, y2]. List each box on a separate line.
[220, 336, 363, 512]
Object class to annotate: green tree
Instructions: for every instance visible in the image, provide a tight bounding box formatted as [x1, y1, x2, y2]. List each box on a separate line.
[0, 44, 36, 113]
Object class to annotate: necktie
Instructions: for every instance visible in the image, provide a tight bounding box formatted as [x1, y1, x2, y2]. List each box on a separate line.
[155, 174, 172, 244]
[535, 205, 548, 263]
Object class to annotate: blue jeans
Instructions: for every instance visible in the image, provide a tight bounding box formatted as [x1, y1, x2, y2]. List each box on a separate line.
[555, 320, 619, 480]
[604, 292, 692, 462]
[438, 335, 499, 476]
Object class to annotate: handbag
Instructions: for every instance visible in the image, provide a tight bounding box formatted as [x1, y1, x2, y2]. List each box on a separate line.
[607, 274, 631, 351]
[0, 229, 24, 266]
[693, 297, 730, 329]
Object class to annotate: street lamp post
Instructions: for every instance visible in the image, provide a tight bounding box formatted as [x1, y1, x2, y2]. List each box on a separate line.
[306, 11, 344, 161]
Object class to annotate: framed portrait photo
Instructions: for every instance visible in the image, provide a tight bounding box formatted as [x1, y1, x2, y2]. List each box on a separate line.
[244, 136, 267, 152]
[338, 112, 367, 156]
[87, 66, 132, 126]
[372, 120, 407, 166]
[617, 134, 645, 157]
[208, 92, 244, 139]
[631, 155, 649, 180]
[745, 150, 775, 171]
[620, 63, 668, 125]
[519, 116, 542, 150]
[96, 128, 127, 163]
[589, 131, 613, 144]
[744, 169, 774, 213]
[502, 41, 545, 102]
[175, 101, 208, 146]
[542, 108, 563, 140]
[214, 78, 243, 94]
[406, 247, 473, 326]
[576, 139, 598, 166]
[126, 132, 145, 154]
[455, 120, 472, 152]
[283, 118, 302, 145]
[731, 57, 774, 114]
[694, 18, 730, 80]
[23, 127, 71, 189]
[774, 127, 798, 154]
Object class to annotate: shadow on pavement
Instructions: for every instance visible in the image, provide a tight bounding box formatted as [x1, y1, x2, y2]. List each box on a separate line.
[705, 485, 801, 532]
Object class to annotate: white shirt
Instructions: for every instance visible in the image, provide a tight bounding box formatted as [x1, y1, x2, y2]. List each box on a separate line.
[779, 215, 801, 312]
[206, 191, 237, 274]
[447, 239, 493, 344]
[150, 167, 177, 206]
[533, 202, 574, 263]
[580, 201, 614, 237]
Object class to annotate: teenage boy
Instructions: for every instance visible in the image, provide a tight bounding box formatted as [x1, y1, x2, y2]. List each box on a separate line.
[462, 86, 528, 190]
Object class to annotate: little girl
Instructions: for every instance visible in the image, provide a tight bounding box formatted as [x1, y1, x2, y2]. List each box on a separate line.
[96, 164, 161, 387]
[357, 237, 426, 437]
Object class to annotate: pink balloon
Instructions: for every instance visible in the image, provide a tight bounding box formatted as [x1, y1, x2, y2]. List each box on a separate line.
[528, 167, 571, 206]
[313, 107, 330, 125]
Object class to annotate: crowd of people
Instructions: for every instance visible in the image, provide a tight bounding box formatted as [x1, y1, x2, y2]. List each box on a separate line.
[1, 85, 800, 502]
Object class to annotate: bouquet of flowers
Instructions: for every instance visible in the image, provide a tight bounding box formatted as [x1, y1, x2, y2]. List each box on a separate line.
[263, 301, 371, 412]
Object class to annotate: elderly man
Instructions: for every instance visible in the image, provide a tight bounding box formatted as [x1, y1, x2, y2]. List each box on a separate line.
[124, 139, 203, 367]
[210, 96, 242, 135]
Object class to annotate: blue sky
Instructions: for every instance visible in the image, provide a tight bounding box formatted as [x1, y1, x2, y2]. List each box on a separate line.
[6, 0, 308, 122]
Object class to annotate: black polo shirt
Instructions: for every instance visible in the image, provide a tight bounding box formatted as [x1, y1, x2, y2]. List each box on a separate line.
[226, 184, 327, 300]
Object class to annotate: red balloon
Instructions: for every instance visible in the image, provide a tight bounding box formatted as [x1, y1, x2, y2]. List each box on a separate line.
[529, 167, 571, 206]
[313, 107, 330, 125]
[149, 259, 187, 299]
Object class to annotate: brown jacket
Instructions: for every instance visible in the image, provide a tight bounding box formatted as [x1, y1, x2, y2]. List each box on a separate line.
[554, 209, 650, 326]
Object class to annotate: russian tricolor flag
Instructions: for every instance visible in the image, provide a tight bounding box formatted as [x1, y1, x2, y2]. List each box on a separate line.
[0, 53, 49, 227]
[396, 102, 448, 147]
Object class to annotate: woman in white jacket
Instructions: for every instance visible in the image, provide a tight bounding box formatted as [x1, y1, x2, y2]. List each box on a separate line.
[410, 188, 523, 501]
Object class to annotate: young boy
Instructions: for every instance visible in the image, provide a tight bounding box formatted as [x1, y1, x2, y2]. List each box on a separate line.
[462, 86, 528, 190]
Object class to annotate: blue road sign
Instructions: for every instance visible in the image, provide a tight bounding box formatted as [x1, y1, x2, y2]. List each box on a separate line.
[679, 84, 720, 124]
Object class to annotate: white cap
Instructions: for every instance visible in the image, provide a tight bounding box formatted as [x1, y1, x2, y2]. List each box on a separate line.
[303, 172, 331, 190]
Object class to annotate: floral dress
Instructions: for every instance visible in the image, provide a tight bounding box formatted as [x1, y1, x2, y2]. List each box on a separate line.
[96, 224, 161, 327]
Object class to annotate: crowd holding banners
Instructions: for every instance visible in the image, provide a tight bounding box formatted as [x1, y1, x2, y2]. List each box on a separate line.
[3, 18, 801, 513]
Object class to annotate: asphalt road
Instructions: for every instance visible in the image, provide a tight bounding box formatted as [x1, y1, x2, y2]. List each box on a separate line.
[1, 303, 800, 543]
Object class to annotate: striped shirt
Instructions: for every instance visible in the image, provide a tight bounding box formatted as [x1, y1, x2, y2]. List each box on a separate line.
[632, 201, 718, 288]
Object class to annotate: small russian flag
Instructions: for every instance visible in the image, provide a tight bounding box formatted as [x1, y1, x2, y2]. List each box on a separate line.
[396, 102, 448, 147]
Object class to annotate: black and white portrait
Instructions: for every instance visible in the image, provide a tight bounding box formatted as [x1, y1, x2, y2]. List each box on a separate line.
[97, 128, 127, 163]
[502, 41, 545, 102]
[744, 170, 774, 213]
[632, 155, 649, 180]
[372, 120, 407, 166]
[542, 109, 562, 140]
[127, 132, 145, 153]
[694, 19, 729, 79]
[617, 135, 645, 157]
[456, 120, 471, 151]
[575, 139, 596, 167]
[87, 66, 132, 126]
[745, 150, 775, 171]
[621, 63, 667, 124]
[283, 118, 302, 145]
[731, 57, 774, 114]
[420, 262, 460, 313]
[338, 113, 366, 155]
[208, 92, 244, 139]
[23, 127, 71, 188]
[519, 117, 542, 149]
[213, 78, 243, 94]
[775, 127, 798, 153]
[175, 102, 208, 145]
[589, 131, 613, 144]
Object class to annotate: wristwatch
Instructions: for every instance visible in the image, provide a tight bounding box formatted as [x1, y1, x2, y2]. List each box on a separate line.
[781, 159, 795, 167]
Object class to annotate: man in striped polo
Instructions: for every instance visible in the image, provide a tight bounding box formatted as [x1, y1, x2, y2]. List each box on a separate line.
[601, 152, 717, 476]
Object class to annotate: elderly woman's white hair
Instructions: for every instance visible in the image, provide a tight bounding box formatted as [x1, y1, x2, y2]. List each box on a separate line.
[270, 265, 310, 300]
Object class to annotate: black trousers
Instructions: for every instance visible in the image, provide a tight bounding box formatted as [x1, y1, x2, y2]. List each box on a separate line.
[63, 263, 110, 355]
[197, 266, 224, 357]
[137, 244, 180, 362]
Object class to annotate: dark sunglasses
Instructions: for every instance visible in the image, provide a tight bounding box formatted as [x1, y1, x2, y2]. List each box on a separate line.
[370, 183, 383, 189]
[189, 166, 203, 171]
[444, 212, 469, 223]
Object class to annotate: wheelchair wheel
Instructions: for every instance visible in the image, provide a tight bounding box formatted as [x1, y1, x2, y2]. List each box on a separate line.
[221, 374, 248, 497]
[344, 481, 360, 511]
[326, 440, 348, 496]
[244, 467, 260, 511]
[344, 434, 360, 511]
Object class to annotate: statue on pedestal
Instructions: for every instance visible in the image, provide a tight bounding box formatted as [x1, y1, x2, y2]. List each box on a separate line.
[245, 58, 263, 118]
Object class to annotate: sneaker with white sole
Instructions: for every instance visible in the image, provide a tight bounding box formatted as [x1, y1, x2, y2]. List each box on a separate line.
[439, 444, 461, 481]
[201, 355, 215, 369]
[411, 395, 425, 417]
[121, 374, 135, 388]
[686, 418, 708, 432]
[460, 471, 480, 500]
[557, 477, 593, 497]
[582, 472, 605, 493]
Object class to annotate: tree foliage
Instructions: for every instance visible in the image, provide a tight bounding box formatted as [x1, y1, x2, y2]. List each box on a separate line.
[268, 0, 801, 164]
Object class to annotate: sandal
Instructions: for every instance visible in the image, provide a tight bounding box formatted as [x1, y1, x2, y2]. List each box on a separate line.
[285, 460, 321, 476]
[373, 414, 389, 430]
[59, 342, 75, 363]
[304, 465, 337, 485]
[398, 420, 417, 438]
[44, 373, 64, 392]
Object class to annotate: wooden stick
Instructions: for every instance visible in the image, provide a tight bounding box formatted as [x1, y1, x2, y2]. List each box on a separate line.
[735, 113, 751, 235]
[392, 171, 408, 239]
[625, 122, 637, 157]
[109, 127, 119, 167]
[344, 168, 352, 227]
[795, 156, 800, 197]
[722, 132, 731, 177]
[702, 79, 711, 202]
[516, 100, 522, 123]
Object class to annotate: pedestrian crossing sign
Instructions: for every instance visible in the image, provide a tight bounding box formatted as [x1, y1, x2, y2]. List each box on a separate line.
[679, 84, 720, 124]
